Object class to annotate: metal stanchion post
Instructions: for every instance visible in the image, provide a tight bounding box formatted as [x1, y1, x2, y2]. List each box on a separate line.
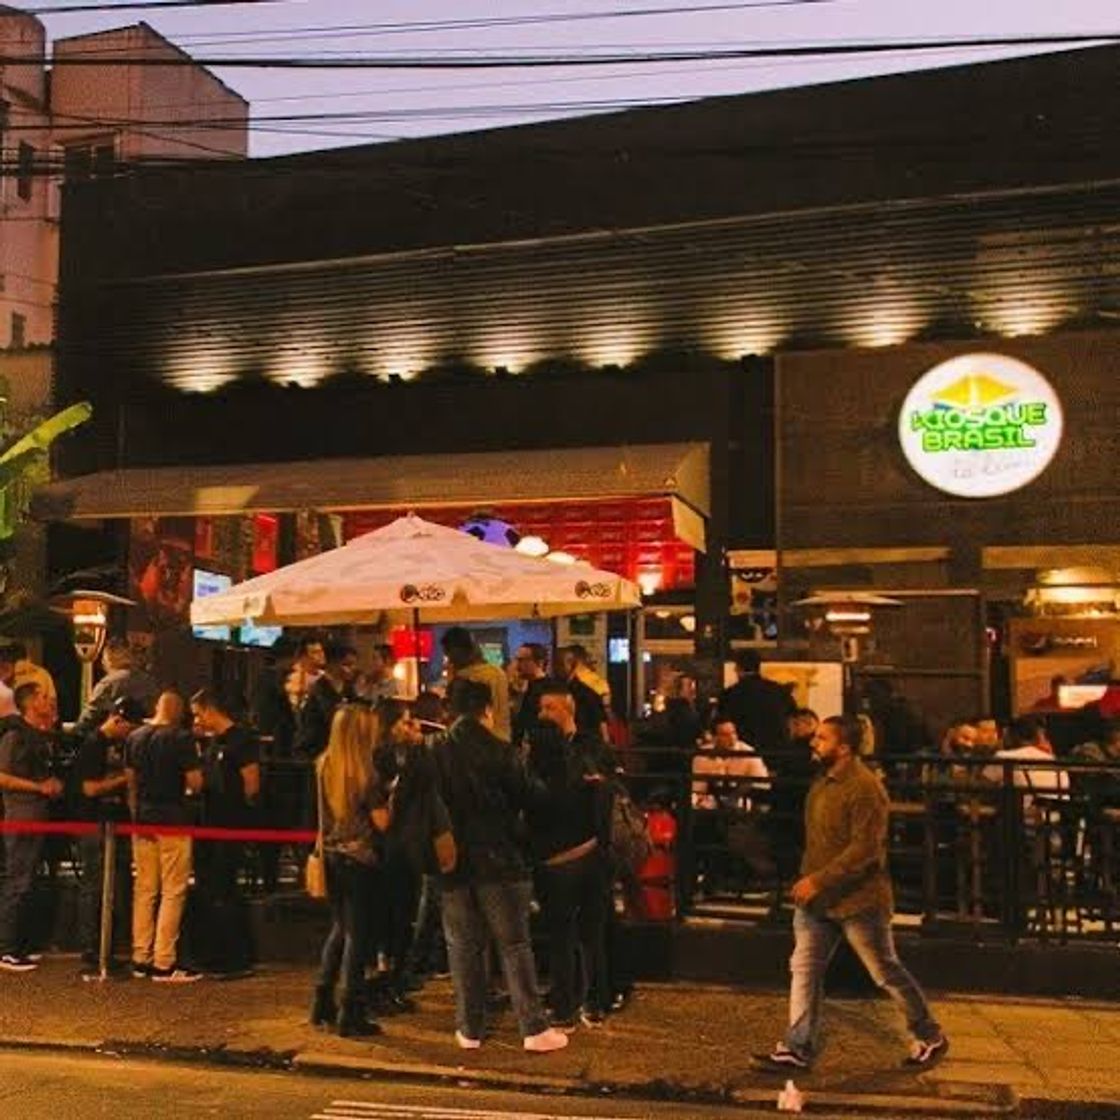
[97, 820, 117, 981]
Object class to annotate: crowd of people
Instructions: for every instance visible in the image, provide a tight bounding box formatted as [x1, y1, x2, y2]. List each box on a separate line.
[0, 630, 637, 1057]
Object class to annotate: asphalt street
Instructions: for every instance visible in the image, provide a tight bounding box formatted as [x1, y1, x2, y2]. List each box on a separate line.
[0, 1049, 978, 1120]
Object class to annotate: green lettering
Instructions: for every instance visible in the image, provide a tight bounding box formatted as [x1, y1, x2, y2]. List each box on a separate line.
[962, 429, 984, 450]
[1024, 402, 1047, 425]
[922, 431, 944, 452]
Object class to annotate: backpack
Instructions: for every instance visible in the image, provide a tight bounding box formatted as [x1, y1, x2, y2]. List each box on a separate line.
[609, 781, 653, 876]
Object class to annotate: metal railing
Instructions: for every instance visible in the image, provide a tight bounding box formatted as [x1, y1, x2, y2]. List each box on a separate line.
[5, 746, 1120, 958]
[638, 744, 1120, 944]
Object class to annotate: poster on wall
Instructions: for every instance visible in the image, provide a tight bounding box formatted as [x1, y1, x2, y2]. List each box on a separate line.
[129, 516, 194, 628]
[728, 549, 778, 644]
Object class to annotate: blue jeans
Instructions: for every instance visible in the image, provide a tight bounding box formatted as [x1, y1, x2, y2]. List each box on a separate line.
[785, 905, 941, 1061]
[441, 879, 548, 1040]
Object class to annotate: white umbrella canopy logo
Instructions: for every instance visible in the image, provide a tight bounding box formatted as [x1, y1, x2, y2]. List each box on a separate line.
[189, 513, 641, 628]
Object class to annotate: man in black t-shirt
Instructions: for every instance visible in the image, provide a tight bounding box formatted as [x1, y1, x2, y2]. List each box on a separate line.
[191, 689, 261, 977]
[127, 691, 203, 983]
[0, 683, 63, 971]
[75, 696, 145, 979]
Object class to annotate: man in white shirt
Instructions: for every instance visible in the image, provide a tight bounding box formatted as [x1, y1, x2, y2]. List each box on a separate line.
[692, 718, 770, 812]
[986, 715, 1068, 795]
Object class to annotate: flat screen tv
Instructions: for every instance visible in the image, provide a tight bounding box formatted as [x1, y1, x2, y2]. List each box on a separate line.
[192, 568, 232, 641]
[240, 620, 283, 648]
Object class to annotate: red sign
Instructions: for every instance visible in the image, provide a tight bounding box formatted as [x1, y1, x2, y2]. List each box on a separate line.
[390, 626, 434, 660]
[252, 514, 279, 574]
[343, 498, 695, 590]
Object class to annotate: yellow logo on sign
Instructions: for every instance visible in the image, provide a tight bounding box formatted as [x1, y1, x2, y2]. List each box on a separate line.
[931, 373, 1016, 409]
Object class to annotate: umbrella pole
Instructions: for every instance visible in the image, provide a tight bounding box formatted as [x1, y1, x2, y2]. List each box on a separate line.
[627, 607, 640, 722]
[412, 608, 421, 699]
[550, 617, 559, 675]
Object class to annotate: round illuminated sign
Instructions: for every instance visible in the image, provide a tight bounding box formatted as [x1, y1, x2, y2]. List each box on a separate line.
[898, 353, 1063, 498]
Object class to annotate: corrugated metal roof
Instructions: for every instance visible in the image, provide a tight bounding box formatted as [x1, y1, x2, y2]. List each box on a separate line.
[31, 441, 710, 521]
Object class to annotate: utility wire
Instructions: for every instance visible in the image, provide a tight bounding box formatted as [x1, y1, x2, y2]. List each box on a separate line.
[40, 1, 837, 48]
[29, 0, 297, 13]
[1, 33, 1116, 69]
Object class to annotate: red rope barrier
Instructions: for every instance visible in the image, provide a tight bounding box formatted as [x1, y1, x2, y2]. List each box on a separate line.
[0, 819, 317, 843]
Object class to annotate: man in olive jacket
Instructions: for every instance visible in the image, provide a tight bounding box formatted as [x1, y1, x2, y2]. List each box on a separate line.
[756, 715, 948, 1072]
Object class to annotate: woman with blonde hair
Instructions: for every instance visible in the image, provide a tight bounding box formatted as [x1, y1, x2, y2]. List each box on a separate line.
[310, 703, 389, 1037]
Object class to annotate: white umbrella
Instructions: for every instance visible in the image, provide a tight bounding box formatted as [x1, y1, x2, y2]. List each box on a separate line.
[189, 513, 641, 628]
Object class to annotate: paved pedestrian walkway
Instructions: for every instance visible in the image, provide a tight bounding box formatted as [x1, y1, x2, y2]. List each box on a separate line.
[0, 959, 1116, 1115]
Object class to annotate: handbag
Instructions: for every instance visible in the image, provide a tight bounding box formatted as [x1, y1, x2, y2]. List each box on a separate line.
[305, 769, 328, 900]
[609, 781, 653, 877]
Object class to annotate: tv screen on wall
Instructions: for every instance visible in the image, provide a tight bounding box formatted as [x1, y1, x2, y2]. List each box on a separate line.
[240, 620, 283, 648]
[192, 569, 232, 641]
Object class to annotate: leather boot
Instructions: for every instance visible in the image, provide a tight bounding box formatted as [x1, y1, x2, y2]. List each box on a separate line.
[337, 995, 382, 1038]
[309, 984, 337, 1028]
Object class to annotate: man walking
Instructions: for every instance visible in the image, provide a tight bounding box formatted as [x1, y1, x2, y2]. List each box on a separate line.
[756, 715, 948, 1072]
[0, 683, 63, 971]
[127, 691, 203, 983]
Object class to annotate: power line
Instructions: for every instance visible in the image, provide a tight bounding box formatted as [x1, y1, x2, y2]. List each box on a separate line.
[1, 33, 1116, 69]
[44, 1, 837, 48]
[29, 0, 297, 13]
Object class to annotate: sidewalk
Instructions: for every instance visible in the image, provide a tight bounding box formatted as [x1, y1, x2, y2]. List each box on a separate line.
[1, 959, 1118, 1115]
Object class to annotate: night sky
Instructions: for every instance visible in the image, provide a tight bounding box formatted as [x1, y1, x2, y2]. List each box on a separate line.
[33, 0, 1119, 155]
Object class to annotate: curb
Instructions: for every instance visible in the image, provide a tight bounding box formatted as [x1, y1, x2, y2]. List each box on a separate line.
[0, 1035, 1020, 1115]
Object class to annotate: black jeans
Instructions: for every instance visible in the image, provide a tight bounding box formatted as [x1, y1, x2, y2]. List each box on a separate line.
[193, 839, 255, 973]
[409, 873, 448, 975]
[542, 847, 611, 1019]
[382, 848, 420, 991]
[0, 832, 44, 956]
[78, 826, 133, 963]
[319, 853, 375, 1001]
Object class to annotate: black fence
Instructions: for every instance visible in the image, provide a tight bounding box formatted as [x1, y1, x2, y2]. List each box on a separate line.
[626, 745, 1120, 945]
[8, 745, 1120, 950]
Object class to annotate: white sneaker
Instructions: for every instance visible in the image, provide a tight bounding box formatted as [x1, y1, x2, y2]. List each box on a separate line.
[0, 954, 37, 973]
[151, 966, 202, 984]
[454, 1030, 482, 1050]
[523, 1027, 570, 1053]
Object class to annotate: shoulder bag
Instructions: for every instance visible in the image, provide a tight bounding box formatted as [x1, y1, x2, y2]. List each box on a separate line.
[304, 768, 328, 900]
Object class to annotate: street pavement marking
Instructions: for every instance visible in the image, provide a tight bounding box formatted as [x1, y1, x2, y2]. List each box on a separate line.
[312, 1101, 636, 1120]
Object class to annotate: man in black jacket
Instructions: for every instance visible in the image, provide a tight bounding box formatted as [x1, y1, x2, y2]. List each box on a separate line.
[434, 678, 568, 1054]
[294, 642, 358, 758]
[718, 650, 795, 772]
[528, 682, 613, 1030]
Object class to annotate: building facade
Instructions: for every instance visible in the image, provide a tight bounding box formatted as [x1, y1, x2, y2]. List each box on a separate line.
[40, 45, 1120, 724]
[0, 6, 248, 350]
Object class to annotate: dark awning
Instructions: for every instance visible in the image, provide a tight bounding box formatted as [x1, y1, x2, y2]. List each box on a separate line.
[32, 442, 710, 549]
